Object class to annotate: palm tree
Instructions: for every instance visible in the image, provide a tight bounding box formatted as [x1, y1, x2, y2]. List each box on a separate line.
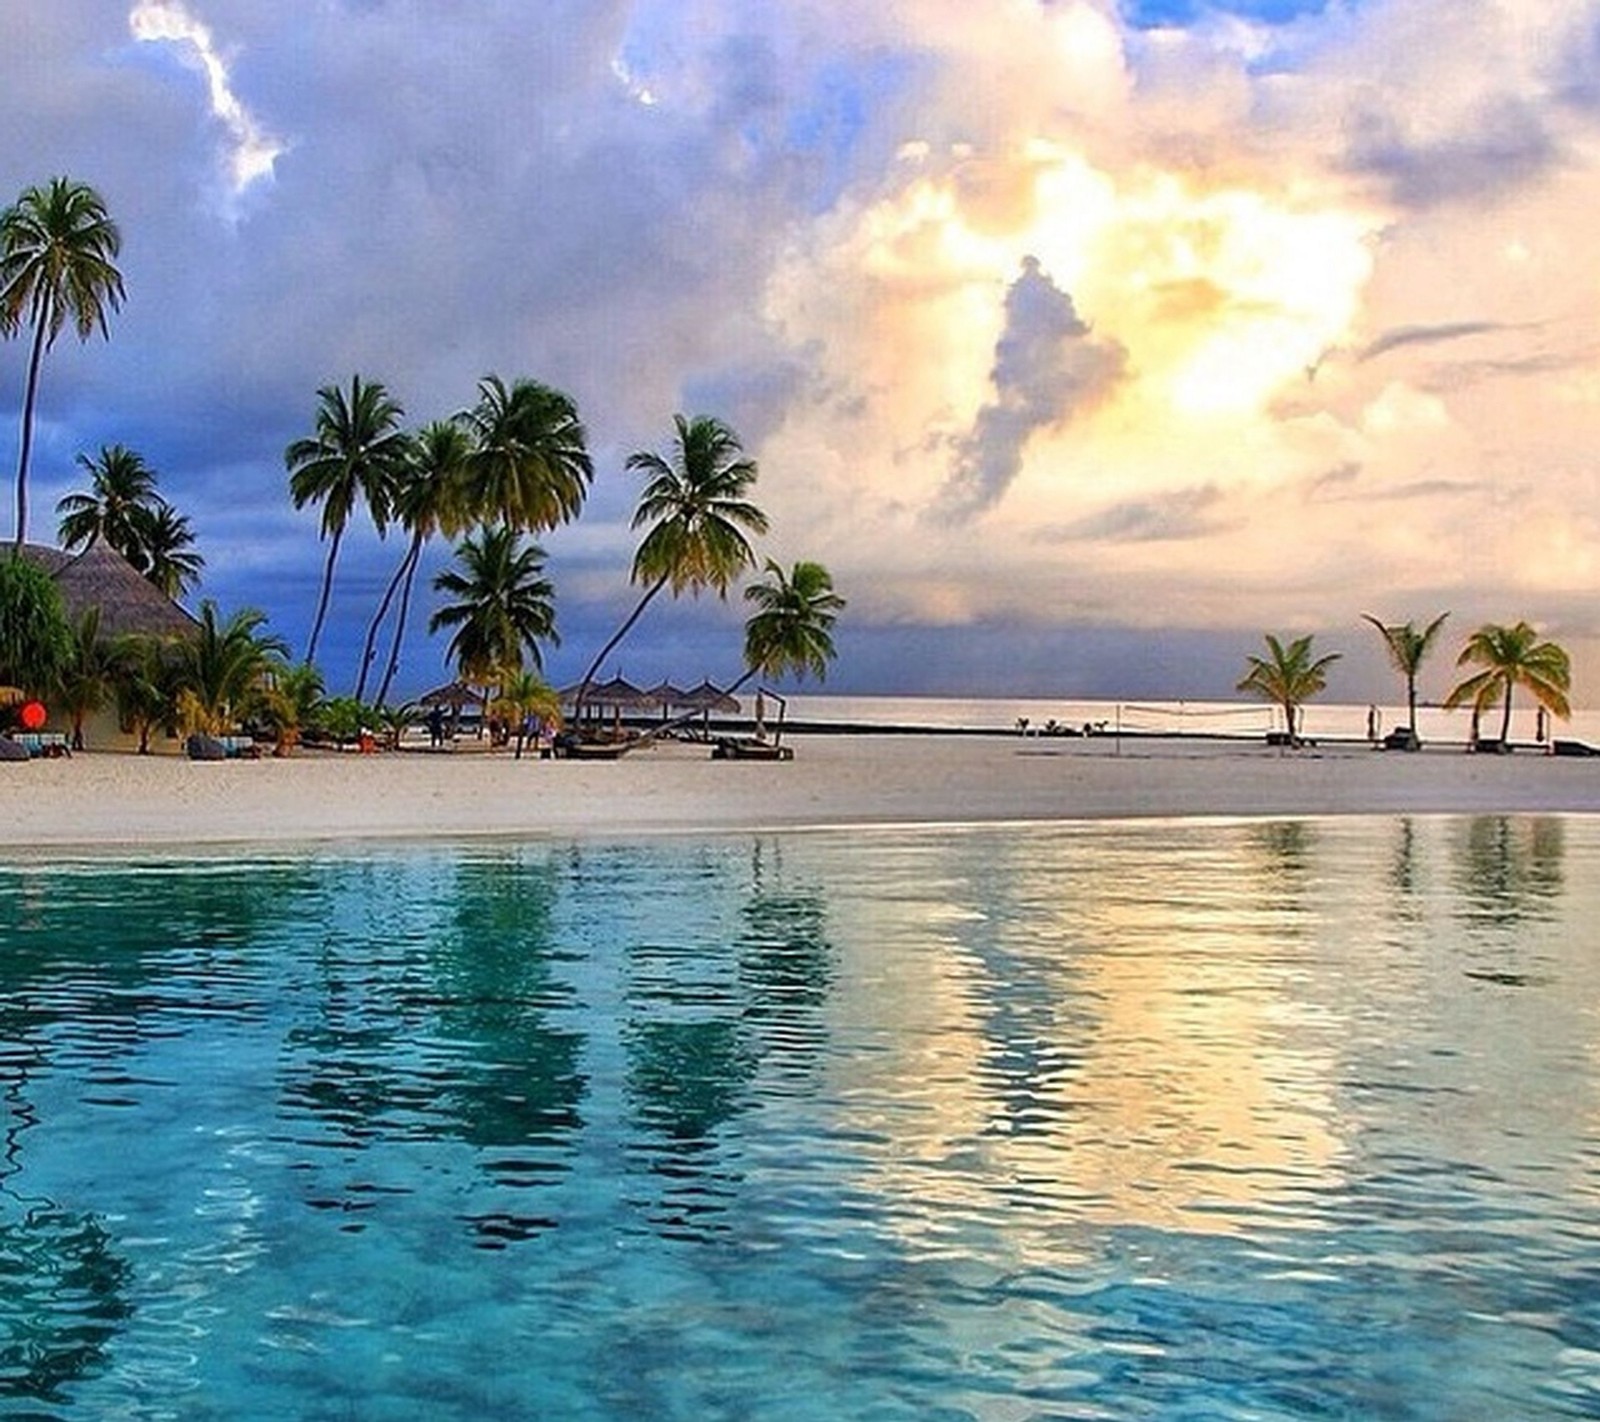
[285, 374, 409, 667]
[170, 602, 289, 736]
[1362, 611, 1449, 749]
[257, 661, 325, 757]
[459, 375, 591, 534]
[573, 414, 768, 716]
[0, 177, 125, 551]
[56, 444, 162, 561]
[58, 607, 118, 750]
[137, 501, 205, 599]
[361, 420, 472, 706]
[1237, 633, 1341, 745]
[493, 667, 563, 759]
[110, 633, 179, 754]
[1444, 621, 1570, 749]
[631, 560, 845, 752]
[429, 525, 558, 694]
[735, 559, 846, 692]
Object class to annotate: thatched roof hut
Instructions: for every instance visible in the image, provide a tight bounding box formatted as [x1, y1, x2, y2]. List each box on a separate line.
[19, 542, 197, 640]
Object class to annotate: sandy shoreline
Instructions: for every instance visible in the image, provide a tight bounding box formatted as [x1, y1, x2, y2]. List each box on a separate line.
[5, 733, 1600, 852]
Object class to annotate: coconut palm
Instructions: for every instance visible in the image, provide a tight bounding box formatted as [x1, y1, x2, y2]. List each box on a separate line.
[137, 501, 205, 599]
[0, 553, 74, 696]
[1362, 611, 1449, 749]
[0, 177, 125, 551]
[429, 525, 558, 694]
[735, 559, 846, 692]
[458, 375, 591, 534]
[56, 444, 162, 561]
[110, 633, 179, 754]
[285, 374, 409, 667]
[573, 414, 768, 715]
[57, 607, 118, 749]
[1444, 621, 1570, 749]
[493, 667, 563, 759]
[361, 420, 472, 706]
[257, 661, 325, 757]
[170, 602, 289, 736]
[1237, 633, 1341, 745]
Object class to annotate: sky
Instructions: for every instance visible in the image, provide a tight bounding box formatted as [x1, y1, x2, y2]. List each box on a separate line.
[3, 0, 1599, 705]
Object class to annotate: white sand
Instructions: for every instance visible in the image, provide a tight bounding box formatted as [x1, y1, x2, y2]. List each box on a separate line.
[5, 734, 1599, 852]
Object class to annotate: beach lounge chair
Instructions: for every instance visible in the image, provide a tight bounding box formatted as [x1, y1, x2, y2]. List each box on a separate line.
[711, 736, 794, 761]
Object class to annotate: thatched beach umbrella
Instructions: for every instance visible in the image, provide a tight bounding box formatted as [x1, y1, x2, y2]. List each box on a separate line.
[676, 679, 740, 715]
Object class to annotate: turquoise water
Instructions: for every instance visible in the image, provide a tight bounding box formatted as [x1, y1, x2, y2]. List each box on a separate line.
[3, 817, 1600, 1419]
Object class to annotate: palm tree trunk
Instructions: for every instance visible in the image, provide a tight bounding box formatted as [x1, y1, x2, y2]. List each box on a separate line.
[1499, 681, 1514, 746]
[354, 535, 417, 702]
[304, 525, 344, 667]
[374, 539, 423, 709]
[1406, 676, 1418, 736]
[573, 576, 668, 718]
[12, 307, 50, 552]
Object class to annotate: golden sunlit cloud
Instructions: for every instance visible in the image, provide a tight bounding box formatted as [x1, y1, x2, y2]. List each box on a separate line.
[130, 0, 282, 195]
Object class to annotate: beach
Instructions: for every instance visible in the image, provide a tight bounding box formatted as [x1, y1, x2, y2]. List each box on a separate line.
[8, 733, 1600, 850]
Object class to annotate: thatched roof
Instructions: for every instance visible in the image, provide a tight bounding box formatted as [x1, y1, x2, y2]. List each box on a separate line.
[676, 679, 740, 714]
[19, 542, 198, 640]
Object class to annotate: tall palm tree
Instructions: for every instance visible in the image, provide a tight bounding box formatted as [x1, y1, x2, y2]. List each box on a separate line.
[459, 375, 591, 534]
[56, 444, 162, 561]
[1237, 633, 1341, 745]
[1444, 621, 1570, 748]
[137, 501, 205, 599]
[429, 525, 558, 691]
[285, 374, 408, 667]
[1362, 611, 1449, 749]
[362, 420, 472, 706]
[0, 177, 125, 552]
[574, 414, 768, 715]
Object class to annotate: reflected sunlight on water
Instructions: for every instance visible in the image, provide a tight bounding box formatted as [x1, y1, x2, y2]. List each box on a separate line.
[2, 816, 1599, 1418]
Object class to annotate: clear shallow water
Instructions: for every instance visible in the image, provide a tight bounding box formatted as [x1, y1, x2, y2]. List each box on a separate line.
[2, 817, 1599, 1419]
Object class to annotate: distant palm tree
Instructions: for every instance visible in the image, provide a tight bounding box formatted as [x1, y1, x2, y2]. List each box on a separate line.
[633, 559, 845, 750]
[58, 607, 118, 749]
[257, 661, 325, 757]
[170, 601, 288, 736]
[285, 374, 409, 667]
[1362, 611, 1448, 748]
[459, 375, 591, 534]
[573, 414, 767, 715]
[493, 667, 563, 759]
[0, 177, 125, 551]
[1237, 633, 1341, 745]
[110, 633, 179, 754]
[137, 501, 205, 599]
[734, 559, 846, 692]
[56, 444, 162, 560]
[1444, 621, 1570, 748]
[429, 525, 558, 691]
[362, 420, 472, 706]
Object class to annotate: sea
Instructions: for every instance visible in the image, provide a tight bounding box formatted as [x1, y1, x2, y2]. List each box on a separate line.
[778, 694, 1600, 745]
[4, 817, 1600, 1418]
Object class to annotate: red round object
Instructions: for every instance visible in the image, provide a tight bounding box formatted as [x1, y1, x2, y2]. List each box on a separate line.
[19, 700, 46, 731]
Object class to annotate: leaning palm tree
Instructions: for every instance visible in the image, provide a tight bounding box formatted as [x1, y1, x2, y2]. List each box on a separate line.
[1444, 621, 1570, 749]
[458, 374, 592, 534]
[361, 420, 472, 705]
[0, 176, 125, 551]
[428, 525, 558, 696]
[573, 414, 768, 717]
[285, 374, 409, 667]
[56, 444, 162, 563]
[1237, 633, 1341, 746]
[1362, 611, 1449, 749]
[136, 501, 205, 600]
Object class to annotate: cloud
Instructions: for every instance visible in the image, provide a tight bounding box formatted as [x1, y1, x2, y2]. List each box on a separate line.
[129, 0, 283, 197]
[931, 256, 1126, 521]
[1035, 484, 1229, 543]
[1357, 321, 1503, 363]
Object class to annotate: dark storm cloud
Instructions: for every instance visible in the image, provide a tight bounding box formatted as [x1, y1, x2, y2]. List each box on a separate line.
[932, 257, 1126, 522]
